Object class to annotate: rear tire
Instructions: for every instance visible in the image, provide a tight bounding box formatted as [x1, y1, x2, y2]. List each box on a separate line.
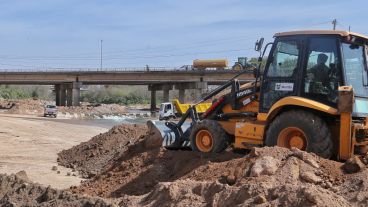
[265, 110, 333, 158]
[190, 120, 228, 153]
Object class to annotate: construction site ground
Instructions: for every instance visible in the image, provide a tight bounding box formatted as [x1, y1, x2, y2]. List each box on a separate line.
[1, 113, 368, 206]
[0, 114, 107, 189]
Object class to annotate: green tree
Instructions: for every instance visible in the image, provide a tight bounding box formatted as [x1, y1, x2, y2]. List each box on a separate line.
[31, 90, 39, 99]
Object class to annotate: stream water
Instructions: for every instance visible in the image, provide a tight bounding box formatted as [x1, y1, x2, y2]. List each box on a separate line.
[53, 109, 155, 129]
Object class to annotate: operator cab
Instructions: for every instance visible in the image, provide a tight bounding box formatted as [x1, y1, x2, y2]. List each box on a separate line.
[260, 30, 368, 117]
[159, 102, 175, 120]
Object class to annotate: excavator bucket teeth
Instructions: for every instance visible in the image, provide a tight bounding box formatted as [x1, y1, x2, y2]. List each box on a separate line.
[146, 120, 191, 148]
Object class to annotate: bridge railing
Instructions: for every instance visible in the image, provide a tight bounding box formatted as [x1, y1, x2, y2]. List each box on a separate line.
[0, 67, 238, 73]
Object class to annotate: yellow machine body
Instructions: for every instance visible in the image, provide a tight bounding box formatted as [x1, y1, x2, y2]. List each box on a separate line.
[215, 82, 366, 160]
[150, 30, 368, 161]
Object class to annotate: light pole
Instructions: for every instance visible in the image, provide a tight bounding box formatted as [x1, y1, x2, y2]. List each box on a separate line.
[100, 40, 103, 71]
[332, 19, 337, 30]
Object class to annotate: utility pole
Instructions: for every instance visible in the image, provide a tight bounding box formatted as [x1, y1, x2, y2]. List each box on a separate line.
[100, 40, 103, 71]
[332, 19, 337, 30]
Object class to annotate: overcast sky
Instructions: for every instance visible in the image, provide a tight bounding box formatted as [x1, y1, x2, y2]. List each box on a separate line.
[0, 0, 366, 69]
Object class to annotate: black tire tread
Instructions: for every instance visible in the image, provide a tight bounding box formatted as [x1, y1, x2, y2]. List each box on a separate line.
[265, 110, 333, 158]
[190, 120, 228, 153]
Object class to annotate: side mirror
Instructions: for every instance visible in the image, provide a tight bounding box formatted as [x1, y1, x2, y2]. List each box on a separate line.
[255, 38, 264, 52]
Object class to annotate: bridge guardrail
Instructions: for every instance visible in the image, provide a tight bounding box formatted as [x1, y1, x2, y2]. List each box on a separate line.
[0, 67, 244, 73]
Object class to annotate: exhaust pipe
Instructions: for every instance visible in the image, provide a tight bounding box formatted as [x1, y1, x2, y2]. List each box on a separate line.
[146, 120, 191, 148]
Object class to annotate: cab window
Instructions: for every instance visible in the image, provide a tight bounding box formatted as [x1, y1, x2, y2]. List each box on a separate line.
[342, 43, 368, 97]
[267, 41, 299, 77]
[261, 39, 300, 111]
[304, 37, 341, 103]
[165, 104, 172, 111]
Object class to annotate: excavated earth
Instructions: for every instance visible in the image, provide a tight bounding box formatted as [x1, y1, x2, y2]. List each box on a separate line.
[0, 99, 127, 117]
[57, 124, 147, 178]
[56, 123, 368, 207]
[0, 171, 113, 206]
[0, 99, 44, 115]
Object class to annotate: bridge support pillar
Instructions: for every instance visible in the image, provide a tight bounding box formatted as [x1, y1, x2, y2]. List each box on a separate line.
[72, 82, 82, 106]
[66, 87, 73, 107]
[195, 89, 204, 100]
[60, 85, 66, 106]
[150, 90, 156, 112]
[174, 82, 207, 102]
[55, 84, 61, 106]
[148, 84, 173, 111]
[61, 82, 82, 107]
[178, 89, 185, 103]
[163, 85, 170, 103]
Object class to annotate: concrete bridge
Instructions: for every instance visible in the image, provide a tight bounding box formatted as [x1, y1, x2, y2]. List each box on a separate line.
[0, 68, 254, 110]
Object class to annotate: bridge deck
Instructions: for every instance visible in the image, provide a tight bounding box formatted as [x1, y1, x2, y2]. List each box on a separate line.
[0, 69, 255, 85]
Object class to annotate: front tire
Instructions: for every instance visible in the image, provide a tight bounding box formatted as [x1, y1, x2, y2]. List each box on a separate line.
[266, 110, 333, 158]
[265, 110, 333, 158]
[190, 120, 228, 153]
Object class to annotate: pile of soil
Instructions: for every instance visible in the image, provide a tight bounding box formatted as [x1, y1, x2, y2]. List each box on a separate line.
[60, 123, 368, 206]
[0, 99, 44, 115]
[0, 99, 127, 117]
[0, 171, 113, 206]
[71, 145, 240, 199]
[57, 124, 147, 178]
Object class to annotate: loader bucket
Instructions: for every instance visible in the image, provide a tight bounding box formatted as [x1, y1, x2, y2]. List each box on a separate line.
[146, 120, 191, 148]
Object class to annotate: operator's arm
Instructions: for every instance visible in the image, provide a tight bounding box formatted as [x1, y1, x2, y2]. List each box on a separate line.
[307, 66, 316, 80]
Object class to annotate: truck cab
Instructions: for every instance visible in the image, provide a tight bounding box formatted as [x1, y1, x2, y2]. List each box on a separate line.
[159, 102, 176, 120]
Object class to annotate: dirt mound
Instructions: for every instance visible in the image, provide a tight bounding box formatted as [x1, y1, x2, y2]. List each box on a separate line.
[71, 145, 240, 198]
[0, 172, 113, 206]
[61, 123, 368, 206]
[0, 99, 44, 115]
[73, 145, 355, 206]
[0, 99, 127, 117]
[57, 124, 147, 178]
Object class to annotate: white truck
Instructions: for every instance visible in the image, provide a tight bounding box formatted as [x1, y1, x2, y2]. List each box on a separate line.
[159, 102, 176, 120]
[158, 99, 211, 120]
[44, 104, 58, 118]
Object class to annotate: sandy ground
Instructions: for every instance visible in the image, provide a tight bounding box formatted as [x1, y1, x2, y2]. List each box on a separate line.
[0, 114, 107, 189]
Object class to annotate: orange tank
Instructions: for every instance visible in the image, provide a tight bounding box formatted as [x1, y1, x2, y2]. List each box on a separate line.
[193, 59, 228, 69]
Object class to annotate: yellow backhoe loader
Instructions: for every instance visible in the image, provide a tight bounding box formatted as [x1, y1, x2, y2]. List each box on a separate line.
[148, 30, 368, 160]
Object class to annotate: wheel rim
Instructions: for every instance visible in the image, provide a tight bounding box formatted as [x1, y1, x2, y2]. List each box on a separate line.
[277, 127, 308, 150]
[195, 129, 214, 152]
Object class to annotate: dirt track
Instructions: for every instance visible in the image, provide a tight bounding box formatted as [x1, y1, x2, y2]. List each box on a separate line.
[0, 114, 107, 189]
